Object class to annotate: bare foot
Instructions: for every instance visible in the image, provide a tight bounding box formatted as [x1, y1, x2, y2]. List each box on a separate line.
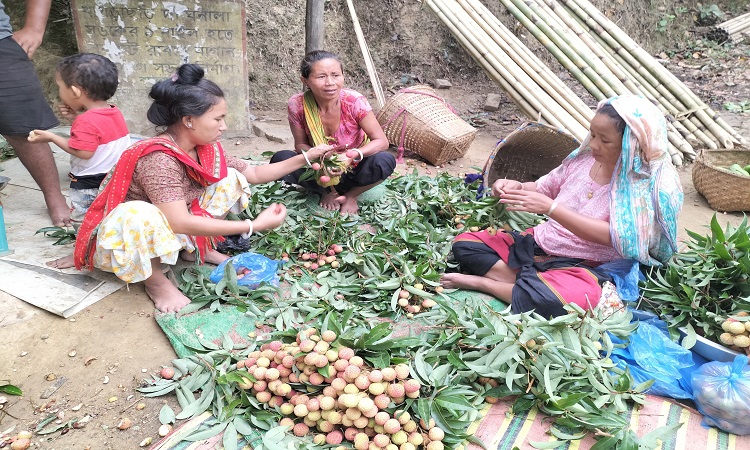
[180, 248, 230, 265]
[47, 253, 75, 269]
[440, 272, 482, 290]
[47, 199, 72, 227]
[144, 271, 190, 313]
[319, 191, 341, 211]
[336, 195, 359, 215]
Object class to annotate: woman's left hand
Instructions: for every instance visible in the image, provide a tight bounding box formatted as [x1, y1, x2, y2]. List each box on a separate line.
[498, 188, 553, 215]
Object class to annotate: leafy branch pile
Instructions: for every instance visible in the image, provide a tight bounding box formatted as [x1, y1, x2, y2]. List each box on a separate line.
[140, 298, 676, 450]
[639, 215, 750, 345]
[145, 172, 679, 449]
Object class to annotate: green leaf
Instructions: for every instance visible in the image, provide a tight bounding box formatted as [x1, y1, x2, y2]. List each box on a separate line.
[159, 404, 176, 425]
[680, 323, 697, 350]
[184, 422, 227, 441]
[434, 394, 475, 412]
[0, 384, 22, 396]
[223, 422, 238, 450]
[530, 440, 566, 449]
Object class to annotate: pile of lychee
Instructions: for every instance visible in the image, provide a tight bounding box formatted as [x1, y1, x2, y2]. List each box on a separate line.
[396, 284, 439, 318]
[297, 244, 344, 271]
[234, 328, 447, 449]
[719, 313, 750, 353]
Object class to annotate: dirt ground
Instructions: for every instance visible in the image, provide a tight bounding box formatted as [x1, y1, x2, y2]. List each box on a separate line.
[2, 8, 750, 450]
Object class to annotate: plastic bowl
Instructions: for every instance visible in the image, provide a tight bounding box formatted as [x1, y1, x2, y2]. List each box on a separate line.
[679, 328, 741, 363]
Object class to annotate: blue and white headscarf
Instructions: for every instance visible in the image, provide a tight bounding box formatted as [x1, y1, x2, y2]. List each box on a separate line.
[569, 94, 683, 266]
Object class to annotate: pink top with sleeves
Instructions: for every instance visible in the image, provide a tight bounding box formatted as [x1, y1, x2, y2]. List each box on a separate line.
[532, 154, 622, 263]
[287, 88, 372, 148]
[125, 152, 248, 205]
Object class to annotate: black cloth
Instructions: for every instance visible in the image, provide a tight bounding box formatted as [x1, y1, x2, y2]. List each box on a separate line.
[0, 37, 59, 136]
[270, 150, 396, 195]
[68, 172, 106, 190]
[452, 232, 612, 318]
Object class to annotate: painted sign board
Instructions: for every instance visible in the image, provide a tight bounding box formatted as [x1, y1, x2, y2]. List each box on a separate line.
[71, 0, 249, 135]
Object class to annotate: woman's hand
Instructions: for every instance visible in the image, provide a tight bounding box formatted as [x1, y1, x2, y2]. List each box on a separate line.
[499, 189, 554, 215]
[252, 203, 288, 231]
[491, 179, 524, 198]
[307, 144, 336, 161]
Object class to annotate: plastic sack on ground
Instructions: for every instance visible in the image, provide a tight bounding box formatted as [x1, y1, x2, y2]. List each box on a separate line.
[209, 252, 281, 289]
[597, 259, 642, 302]
[610, 321, 695, 399]
[693, 355, 750, 435]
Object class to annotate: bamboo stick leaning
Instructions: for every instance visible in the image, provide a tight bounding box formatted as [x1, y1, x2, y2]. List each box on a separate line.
[346, 0, 385, 109]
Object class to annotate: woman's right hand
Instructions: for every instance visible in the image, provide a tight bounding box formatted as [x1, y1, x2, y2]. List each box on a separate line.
[253, 203, 288, 231]
[307, 144, 336, 161]
[491, 179, 523, 198]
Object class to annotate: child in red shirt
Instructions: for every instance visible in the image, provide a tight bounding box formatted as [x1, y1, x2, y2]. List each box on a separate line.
[28, 53, 129, 225]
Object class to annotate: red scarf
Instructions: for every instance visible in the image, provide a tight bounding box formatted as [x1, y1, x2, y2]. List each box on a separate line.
[74, 137, 228, 270]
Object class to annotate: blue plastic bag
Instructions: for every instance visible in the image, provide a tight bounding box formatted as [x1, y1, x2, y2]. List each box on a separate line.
[209, 252, 281, 289]
[597, 259, 642, 302]
[693, 355, 750, 435]
[610, 321, 695, 398]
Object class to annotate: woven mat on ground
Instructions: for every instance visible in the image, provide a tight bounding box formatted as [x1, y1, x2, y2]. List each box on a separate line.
[466, 394, 750, 450]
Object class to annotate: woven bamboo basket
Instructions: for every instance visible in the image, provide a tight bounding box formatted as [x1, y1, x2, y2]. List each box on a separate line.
[693, 148, 750, 212]
[376, 85, 477, 165]
[482, 122, 580, 191]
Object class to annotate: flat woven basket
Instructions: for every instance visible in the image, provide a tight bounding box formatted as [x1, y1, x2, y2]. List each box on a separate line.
[376, 85, 477, 165]
[692, 148, 750, 212]
[482, 122, 580, 191]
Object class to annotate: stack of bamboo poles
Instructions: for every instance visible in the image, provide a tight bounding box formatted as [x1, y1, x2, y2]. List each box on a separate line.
[710, 12, 750, 43]
[425, 0, 747, 165]
[425, 0, 591, 144]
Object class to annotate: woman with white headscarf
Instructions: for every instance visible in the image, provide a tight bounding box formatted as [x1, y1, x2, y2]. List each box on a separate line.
[441, 94, 683, 317]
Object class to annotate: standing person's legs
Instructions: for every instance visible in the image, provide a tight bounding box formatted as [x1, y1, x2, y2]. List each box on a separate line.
[3, 136, 70, 226]
[0, 37, 68, 226]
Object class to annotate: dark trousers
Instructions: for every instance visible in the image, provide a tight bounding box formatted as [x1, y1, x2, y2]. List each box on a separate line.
[270, 150, 396, 195]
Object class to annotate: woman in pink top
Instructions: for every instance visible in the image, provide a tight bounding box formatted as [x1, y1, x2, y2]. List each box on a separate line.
[270, 50, 395, 215]
[441, 95, 683, 317]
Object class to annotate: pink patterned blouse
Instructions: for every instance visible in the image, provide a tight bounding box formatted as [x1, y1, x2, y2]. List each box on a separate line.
[533, 154, 621, 263]
[287, 89, 372, 148]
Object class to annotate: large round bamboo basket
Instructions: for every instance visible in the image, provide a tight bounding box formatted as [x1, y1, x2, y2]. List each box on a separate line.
[482, 122, 580, 191]
[376, 85, 477, 166]
[693, 148, 750, 212]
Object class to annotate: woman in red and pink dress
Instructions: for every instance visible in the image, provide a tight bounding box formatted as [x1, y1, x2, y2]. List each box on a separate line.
[270, 50, 395, 215]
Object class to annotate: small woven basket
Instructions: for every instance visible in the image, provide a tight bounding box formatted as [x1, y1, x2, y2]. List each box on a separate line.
[376, 85, 477, 165]
[693, 148, 750, 212]
[483, 122, 580, 191]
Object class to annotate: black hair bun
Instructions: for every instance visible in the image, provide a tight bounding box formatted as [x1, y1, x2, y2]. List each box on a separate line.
[175, 64, 205, 85]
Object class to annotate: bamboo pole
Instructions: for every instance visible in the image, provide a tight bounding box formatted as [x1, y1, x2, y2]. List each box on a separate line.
[431, 0, 588, 137]
[549, 0, 698, 157]
[513, 0, 626, 97]
[422, 1, 539, 123]
[574, 13, 714, 151]
[497, 0, 608, 100]
[457, 0, 593, 128]
[567, 0, 743, 147]
[345, 0, 385, 109]
[560, 0, 724, 149]
[530, 0, 693, 161]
